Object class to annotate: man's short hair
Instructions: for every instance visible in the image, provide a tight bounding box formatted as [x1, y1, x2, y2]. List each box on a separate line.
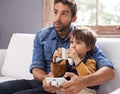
[54, 0, 77, 17]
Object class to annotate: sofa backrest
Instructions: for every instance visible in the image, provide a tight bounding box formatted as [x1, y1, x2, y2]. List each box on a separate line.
[96, 38, 120, 94]
[0, 49, 6, 75]
[1, 33, 35, 80]
[1, 33, 120, 93]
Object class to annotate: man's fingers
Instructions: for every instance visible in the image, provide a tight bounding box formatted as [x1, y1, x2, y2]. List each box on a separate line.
[63, 72, 76, 78]
[48, 72, 54, 77]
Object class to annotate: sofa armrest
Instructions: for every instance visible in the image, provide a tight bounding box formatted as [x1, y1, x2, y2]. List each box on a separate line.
[0, 49, 7, 73]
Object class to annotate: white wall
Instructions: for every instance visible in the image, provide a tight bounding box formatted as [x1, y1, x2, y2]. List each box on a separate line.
[0, 0, 43, 49]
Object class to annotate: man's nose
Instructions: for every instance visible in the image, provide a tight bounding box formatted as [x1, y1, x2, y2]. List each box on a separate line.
[55, 13, 61, 21]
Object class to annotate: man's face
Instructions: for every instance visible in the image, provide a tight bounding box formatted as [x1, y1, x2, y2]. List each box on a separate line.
[53, 2, 73, 32]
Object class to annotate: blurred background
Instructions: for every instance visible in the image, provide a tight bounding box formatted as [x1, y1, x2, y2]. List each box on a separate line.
[0, 0, 43, 49]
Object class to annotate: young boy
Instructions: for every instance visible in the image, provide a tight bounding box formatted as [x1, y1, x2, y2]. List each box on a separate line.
[51, 27, 97, 94]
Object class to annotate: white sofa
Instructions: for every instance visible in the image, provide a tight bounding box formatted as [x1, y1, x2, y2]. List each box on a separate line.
[0, 33, 120, 94]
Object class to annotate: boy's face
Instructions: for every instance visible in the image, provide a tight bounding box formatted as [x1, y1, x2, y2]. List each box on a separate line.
[53, 2, 74, 32]
[70, 36, 90, 58]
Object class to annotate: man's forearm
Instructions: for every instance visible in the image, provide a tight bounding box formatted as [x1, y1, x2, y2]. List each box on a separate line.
[32, 68, 48, 82]
[83, 67, 115, 87]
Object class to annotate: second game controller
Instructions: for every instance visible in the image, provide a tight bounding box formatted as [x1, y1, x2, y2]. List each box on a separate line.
[46, 77, 68, 88]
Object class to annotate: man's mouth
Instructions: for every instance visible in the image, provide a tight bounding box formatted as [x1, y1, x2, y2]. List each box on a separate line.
[55, 22, 61, 27]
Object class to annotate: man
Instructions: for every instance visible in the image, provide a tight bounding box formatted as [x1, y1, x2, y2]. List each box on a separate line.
[0, 0, 115, 94]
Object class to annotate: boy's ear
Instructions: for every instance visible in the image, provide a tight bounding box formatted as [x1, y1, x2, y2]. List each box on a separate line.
[71, 16, 77, 22]
[87, 47, 91, 51]
[87, 46, 92, 52]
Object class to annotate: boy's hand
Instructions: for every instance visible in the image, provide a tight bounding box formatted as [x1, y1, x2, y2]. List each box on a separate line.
[53, 48, 62, 63]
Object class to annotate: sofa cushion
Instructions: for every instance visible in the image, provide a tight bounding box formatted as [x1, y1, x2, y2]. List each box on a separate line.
[0, 76, 16, 83]
[110, 88, 120, 94]
[96, 38, 120, 94]
[1, 33, 35, 80]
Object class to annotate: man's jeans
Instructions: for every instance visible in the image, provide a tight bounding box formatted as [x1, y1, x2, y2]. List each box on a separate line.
[0, 79, 51, 94]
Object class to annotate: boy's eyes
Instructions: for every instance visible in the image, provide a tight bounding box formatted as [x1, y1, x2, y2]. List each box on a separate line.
[70, 40, 73, 43]
[70, 40, 81, 44]
[70, 41, 82, 44]
[77, 41, 81, 44]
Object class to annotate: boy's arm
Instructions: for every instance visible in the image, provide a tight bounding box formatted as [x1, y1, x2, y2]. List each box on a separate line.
[51, 60, 67, 77]
[75, 59, 96, 76]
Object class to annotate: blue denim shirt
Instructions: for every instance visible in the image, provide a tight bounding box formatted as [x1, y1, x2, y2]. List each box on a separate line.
[30, 25, 114, 74]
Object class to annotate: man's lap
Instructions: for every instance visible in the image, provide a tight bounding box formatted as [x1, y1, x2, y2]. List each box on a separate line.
[0, 79, 50, 94]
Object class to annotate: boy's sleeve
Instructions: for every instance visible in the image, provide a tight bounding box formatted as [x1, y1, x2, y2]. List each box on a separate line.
[76, 59, 96, 76]
[50, 60, 67, 77]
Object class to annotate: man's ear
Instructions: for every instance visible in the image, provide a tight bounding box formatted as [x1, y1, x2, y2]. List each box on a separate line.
[71, 16, 77, 22]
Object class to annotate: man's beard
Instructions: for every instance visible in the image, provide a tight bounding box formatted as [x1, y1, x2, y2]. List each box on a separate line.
[53, 21, 71, 32]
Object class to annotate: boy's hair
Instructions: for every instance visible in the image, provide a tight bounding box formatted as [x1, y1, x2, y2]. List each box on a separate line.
[54, 0, 77, 17]
[71, 27, 97, 51]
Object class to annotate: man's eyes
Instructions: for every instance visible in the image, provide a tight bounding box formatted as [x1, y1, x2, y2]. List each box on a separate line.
[54, 11, 57, 14]
[53, 10, 69, 16]
[61, 12, 68, 16]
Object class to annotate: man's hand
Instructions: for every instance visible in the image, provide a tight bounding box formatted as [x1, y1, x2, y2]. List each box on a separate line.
[60, 72, 86, 94]
[42, 72, 57, 93]
[60, 67, 115, 94]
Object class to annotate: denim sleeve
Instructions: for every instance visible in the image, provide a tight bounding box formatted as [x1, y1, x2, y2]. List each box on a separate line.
[91, 44, 114, 69]
[29, 32, 46, 73]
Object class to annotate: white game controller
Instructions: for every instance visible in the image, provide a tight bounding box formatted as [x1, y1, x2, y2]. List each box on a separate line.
[46, 77, 68, 88]
[56, 48, 73, 65]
